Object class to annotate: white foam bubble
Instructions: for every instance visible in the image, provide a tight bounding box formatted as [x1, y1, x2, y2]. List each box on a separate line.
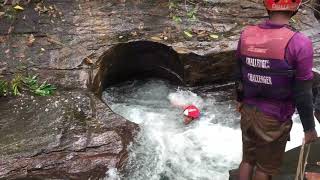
[104, 168, 121, 180]
[168, 89, 204, 108]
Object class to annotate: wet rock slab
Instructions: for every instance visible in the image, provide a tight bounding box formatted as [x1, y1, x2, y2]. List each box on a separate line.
[0, 91, 138, 179]
[0, 0, 319, 88]
[229, 138, 320, 180]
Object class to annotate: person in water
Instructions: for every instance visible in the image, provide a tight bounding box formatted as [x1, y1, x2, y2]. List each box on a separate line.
[183, 105, 200, 125]
[235, 0, 318, 179]
[169, 97, 201, 124]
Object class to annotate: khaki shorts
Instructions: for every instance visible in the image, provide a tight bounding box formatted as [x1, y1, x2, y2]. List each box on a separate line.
[240, 104, 292, 175]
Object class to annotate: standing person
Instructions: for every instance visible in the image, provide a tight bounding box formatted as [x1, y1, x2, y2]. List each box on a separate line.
[235, 0, 318, 179]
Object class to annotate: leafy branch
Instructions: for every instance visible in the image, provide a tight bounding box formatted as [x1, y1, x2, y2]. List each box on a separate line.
[0, 79, 8, 96]
[11, 74, 23, 96]
[23, 75, 56, 96]
[0, 74, 56, 97]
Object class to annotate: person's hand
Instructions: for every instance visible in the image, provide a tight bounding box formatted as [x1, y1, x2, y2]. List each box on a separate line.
[304, 129, 318, 144]
[236, 102, 243, 112]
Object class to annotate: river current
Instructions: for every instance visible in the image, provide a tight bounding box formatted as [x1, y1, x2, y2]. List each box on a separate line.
[102, 79, 320, 180]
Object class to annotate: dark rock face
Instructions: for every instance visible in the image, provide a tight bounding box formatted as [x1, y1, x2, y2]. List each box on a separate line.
[1, 0, 319, 88]
[181, 51, 236, 86]
[315, 0, 320, 21]
[0, 91, 138, 179]
[93, 41, 184, 95]
[229, 139, 320, 180]
[273, 138, 320, 180]
[92, 41, 236, 95]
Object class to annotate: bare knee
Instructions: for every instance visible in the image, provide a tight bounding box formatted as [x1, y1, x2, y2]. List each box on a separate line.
[239, 161, 254, 180]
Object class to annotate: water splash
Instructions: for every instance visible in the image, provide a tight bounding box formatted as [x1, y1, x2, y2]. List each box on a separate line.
[103, 80, 241, 180]
[102, 79, 319, 180]
[104, 168, 121, 180]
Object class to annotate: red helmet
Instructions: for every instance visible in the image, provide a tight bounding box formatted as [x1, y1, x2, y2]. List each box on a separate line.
[264, 0, 301, 12]
[183, 105, 200, 119]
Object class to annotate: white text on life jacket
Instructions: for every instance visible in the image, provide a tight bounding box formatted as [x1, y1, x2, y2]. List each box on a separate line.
[248, 73, 272, 85]
[246, 57, 270, 69]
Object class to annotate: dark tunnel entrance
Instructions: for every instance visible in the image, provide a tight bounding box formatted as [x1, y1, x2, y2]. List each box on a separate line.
[93, 41, 185, 95]
[315, 0, 320, 21]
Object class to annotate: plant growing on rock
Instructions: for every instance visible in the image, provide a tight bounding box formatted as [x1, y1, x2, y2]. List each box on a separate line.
[11, 74, 22, 96]
[0, 75, 56, 97]
[23, 75, 56, 96]
[0, 79, 9, 96]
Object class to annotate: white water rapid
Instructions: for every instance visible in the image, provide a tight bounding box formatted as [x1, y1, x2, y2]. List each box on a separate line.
[102, 79, 320, 180]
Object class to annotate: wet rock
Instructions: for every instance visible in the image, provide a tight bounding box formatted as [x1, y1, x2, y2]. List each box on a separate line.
[273, 138, 320, 180]
[0, 91, 138, 179]
[229, 138, 320, 180]
[181, 51, 236, 86]
[0, 0, 319, 88]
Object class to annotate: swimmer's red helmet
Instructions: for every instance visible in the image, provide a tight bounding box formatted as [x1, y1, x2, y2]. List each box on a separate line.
[183, 105, 200, 119]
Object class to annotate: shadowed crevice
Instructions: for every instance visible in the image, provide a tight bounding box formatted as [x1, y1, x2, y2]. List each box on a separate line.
[93, 41, 185, 96]
[92, 41, 238, 97]
[315, 0, 320, 21]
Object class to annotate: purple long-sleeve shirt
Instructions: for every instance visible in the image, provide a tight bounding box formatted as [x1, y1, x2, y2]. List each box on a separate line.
[236, 20, 314, 123]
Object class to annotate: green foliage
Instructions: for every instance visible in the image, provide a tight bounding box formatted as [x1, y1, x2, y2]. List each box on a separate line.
[172, 15, 182, 23]
[187, 8, 197, 21]
[0, 74, 56, 97]
[23, 75, 56, 96]
[0, 79, 9, 96]
[23, 75, 38, 89]
[11, 74, 22, 96]
[169, 1, 177, 10]
[169, 0, 198, 27]
[34, 82, 56, 96]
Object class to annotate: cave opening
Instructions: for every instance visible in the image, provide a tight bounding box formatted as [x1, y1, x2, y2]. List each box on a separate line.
[93, 41, 185, 95]
[315, 0, 320, 21]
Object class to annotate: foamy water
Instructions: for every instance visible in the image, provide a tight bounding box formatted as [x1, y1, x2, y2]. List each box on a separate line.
[102, 79, 320, 180]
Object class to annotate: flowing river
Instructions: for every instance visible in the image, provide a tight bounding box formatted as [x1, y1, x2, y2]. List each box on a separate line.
[102, 79, 320, 180]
